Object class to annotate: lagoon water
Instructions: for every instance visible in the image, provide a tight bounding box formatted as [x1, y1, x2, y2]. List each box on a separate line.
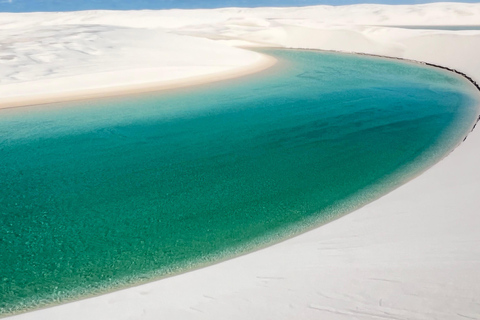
[0, 49, 478, 316]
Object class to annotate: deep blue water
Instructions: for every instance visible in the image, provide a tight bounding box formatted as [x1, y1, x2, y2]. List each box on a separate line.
[1, 0, 479, 13]
[0, 49, 478, 316]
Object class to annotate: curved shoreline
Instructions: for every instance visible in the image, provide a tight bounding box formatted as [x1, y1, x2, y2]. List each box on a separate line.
[0, 53, 277, 110]
[358, 52, 480, 140]
[287, 47, 480, 135]
[4, 48, 480, 320]
[8, 47, 469, 317]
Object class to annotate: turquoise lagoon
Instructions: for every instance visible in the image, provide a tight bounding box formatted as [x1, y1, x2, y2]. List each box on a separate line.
[0, 49, 478, 316]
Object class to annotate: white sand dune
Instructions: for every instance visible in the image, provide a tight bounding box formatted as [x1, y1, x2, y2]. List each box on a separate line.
[3, 3, 480, 320]
[0, 24, 272, 108]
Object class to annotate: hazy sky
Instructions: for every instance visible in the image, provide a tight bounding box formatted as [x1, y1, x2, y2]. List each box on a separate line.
[0, 0, 479, 12]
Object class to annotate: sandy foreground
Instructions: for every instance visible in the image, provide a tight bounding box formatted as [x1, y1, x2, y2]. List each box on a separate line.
[3, 3, 480, 320]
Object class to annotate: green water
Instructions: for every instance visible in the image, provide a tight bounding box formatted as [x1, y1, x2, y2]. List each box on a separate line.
[0, 49, 478, 316]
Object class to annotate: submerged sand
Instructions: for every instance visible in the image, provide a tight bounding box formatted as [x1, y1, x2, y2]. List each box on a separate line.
[2, 3, 480, 320]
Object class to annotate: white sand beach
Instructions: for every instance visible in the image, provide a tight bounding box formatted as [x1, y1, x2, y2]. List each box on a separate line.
[3, 3, 480, 320]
